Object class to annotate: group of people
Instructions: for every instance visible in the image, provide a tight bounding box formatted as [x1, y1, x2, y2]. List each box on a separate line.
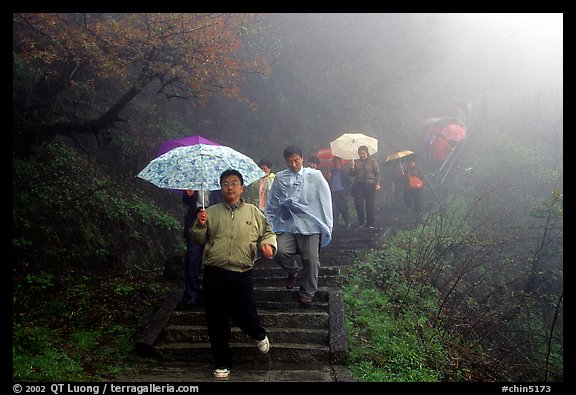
[179, 143, 426, 379]
[304, 145, 382, 229]
[180, 145, 332, 379]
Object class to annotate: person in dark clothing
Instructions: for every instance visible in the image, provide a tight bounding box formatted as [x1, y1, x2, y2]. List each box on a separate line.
[326, 156, 351, 228]
[182, 189, 223, 305]
[349, 145, 381, 228]
[403, 159, 424, 214]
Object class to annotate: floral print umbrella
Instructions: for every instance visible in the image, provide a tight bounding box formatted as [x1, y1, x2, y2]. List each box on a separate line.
[137, 144, 265, 190]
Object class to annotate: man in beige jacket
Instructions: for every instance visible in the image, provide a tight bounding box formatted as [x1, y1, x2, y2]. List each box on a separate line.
[191, 169, 277, 379]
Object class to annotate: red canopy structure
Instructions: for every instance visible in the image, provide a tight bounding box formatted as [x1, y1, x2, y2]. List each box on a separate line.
[422, 117, 467, 142]
[440, 123, 466, 142]
[314, 148, 352, 168]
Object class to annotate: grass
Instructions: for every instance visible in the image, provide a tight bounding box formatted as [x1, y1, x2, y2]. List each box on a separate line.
[342, 250, 461, 382]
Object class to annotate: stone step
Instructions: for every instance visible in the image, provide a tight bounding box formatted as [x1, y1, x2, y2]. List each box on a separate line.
[253, 274, 341, 288]
[161, 325, 329, 345]
[253, 287, 330, 303]
[251, 265, 342, 279]
[152, 342, 330, 364]
[116, 360, 336, 382]
[170, 309, 329, 329]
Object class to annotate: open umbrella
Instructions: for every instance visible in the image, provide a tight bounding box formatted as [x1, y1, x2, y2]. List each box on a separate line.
[137, 144, 265, 192]
[314, 147, 352, 168]
[330, 133, 378, 160]
[440, 123, 466, 142]
[384, 150, 416, 164]
[156, 134, 220, 157]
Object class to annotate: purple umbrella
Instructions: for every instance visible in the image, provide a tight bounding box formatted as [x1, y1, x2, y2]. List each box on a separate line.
[156, 134, 220, 157]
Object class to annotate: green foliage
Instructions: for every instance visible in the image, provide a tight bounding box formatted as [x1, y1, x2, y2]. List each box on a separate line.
[343, 179, 563, 381]
[12, 140, 182, 381]
[13, 320, 140, 381]
[12, 325, 85, 381]
[71, 330, 102, 351]
[13, 141, 181, 273]
[342, 251, 452, 382]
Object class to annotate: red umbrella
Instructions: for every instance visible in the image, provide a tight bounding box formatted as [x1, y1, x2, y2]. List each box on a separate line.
[440, 123, 466, 142]
[314, 148, 352, 168]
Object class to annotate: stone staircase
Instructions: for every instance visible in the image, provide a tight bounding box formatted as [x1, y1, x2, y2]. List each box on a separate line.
[131, 207, 420, 381]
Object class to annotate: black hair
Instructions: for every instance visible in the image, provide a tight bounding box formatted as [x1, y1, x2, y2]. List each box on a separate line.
[258, 159, 272, 168]
[307, 155, 321, 165]
[283, 146, 303, 159]
[358, 145, 370, 156]
[220, 169, 244, 185]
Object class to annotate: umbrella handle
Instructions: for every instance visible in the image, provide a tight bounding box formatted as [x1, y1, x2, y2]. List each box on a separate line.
[201, 183, 205, 209]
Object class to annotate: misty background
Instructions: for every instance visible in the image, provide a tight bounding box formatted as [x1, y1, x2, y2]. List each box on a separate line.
[12, 13, 563, 382]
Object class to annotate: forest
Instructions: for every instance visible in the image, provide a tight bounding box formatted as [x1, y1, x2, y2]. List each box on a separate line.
[12, 13, 563, 382]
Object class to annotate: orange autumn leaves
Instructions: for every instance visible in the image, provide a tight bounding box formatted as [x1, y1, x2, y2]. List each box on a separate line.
[13, 13, 271, 104]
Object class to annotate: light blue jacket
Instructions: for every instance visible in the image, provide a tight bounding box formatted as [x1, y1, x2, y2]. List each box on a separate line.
[265, 167, 333, 247]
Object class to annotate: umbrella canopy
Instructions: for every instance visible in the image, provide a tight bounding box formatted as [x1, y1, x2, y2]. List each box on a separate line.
[384, 150, 416, 164]
[156, 134, 220, 157]
[314, 148, 352, 168]
[440, 123, 466, 141]
[137, 144, 265, 191]
[329, 133, 378, 160]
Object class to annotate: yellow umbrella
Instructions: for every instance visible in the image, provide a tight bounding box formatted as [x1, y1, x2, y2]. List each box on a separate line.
[385, 150, 415, 163]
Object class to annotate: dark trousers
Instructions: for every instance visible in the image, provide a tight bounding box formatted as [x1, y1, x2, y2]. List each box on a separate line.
[202, 266, 266, 369]
[403, 187, 422, 214]
[332, 189, 350, 226]
[184, 239, 203, 303]
[353, 182, 376, 226]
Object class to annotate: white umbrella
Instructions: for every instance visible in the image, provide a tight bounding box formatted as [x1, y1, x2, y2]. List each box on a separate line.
[329, 133, 378, 160]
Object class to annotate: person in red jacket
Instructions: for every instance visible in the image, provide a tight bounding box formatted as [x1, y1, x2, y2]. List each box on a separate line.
[403, 159, 424, 214]
[430, 133, 454, 172]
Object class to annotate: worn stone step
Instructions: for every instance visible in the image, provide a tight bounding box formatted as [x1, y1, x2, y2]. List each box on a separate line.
[161, 325, 329, 345]
[254, 300, 329, 310]
[170, 309, 330, 329]
[176, 296, 330, 312]
[153, 342, 330, 364]
[253, 287, 330, 303]
[116, 360, 335, 382]
[253, 274, 340, 288]
[252, 265, 341, 277]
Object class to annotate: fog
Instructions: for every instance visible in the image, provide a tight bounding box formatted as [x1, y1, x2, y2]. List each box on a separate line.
[12, 13, 564, 382]
[215, 13, 563, 164]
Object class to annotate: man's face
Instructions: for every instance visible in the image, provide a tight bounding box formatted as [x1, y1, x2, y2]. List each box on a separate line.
[358, 149, 368, 160]
[220, 175, 244, 202]
[285, 154, 303, 173]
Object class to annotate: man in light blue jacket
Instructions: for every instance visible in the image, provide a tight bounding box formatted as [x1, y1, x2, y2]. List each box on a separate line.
[265, 146, 333, 305]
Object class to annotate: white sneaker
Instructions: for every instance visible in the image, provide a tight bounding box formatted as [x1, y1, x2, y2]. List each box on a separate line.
[213, 368, 230, 379]
[257, 335, 270, 354]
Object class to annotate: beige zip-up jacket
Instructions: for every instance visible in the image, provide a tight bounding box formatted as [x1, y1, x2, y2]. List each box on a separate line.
[190, 199, 277, 272]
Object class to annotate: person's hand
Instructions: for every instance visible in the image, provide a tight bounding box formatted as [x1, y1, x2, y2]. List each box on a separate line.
[196, 208, 208, 225]
[375, 183, 381, 192]
[186, 190, 195, 196]
[261, 244, 274, 258]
